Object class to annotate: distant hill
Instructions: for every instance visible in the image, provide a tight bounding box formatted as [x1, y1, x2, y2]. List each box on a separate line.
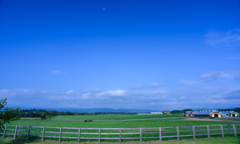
[18, 108, 157, 113]
[8, 107, 240, 113]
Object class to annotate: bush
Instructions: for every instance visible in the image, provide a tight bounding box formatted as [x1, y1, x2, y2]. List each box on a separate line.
[41, 115, 46, 119]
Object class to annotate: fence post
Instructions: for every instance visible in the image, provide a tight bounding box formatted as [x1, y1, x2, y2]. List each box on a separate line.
[119, 128, 121, 143]
[159, 127, 161, 141]
[3, 125, 7, 138]
[78, 128, 81, 143]
[27, 126, 31, 140]
[59, 127, 62, 143]
[177, 126, 179, 141]
[207, 125, 210, 138]
[140, 128, 142, 142]
[192, 126, 195, 139]
[42, 127, 45, 141]
[233, 125, 237, 137]
[14, 125, 18, 139]
[220, 125, 224, 137]
[98, 128, 101, 143]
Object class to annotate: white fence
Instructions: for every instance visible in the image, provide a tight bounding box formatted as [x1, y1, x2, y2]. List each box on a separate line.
[0, 124, 239, 143]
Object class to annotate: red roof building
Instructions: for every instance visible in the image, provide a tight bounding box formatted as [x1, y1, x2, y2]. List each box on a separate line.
[163, 110, 170, 114]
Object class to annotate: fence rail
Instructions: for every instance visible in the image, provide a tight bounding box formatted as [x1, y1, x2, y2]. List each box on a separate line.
[0, 124, 239, 143]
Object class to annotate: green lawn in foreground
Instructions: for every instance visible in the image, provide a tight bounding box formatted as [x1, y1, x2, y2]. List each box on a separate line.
[20, 117, 41, 120]
[51, 114, 183, 120]
[8, 118, 239, 128]
[0, 136, 240, 144]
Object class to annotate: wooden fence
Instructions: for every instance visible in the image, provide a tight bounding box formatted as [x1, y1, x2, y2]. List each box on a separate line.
[0, 124, 239, 143]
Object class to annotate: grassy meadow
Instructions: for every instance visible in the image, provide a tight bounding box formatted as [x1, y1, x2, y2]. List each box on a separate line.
[1, 115, 240, 143]
[20, 117, 41, 120]
[8, 118, 240, 128]
[50, 114, 183, 120]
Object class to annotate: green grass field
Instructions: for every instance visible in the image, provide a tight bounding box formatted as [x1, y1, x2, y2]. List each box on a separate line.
[1, 115, 240, 143]
[9, 117, 239, 128]
[50, 114, 183, 120]
[20, 117, 41, 120]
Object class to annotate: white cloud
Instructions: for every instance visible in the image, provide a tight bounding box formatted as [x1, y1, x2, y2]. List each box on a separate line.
[150, 102, 155, 105]
[180, 79, 197, 85]
[105, 90, 126, 96]
[227, 56, 238, 59]
[205, 28, 240, 47]
[82, 92, 90, 99]
[130, 82, 164, 90]
[51, 70, 68, 75]
[67, 90, 74, 94]
[2, 84, 240, 110]
[149, 82, 161, 87]
[180, 96, 185, 99]
[234, 77, 240, 80]
[0, 88, 36, 98]
[153, 90, 168, 94]
[200, 73, 237, 81]
[51, 70, 61, 74]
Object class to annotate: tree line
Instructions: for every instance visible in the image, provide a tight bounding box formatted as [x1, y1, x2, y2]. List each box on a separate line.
[17, 109, 138, 119]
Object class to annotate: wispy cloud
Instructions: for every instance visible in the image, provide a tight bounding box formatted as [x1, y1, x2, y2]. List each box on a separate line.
[2, 83, 240, 109]
[51, 70, 61, 74]
[205, 28, 240, 47]
[179, 79, 197, 85]
[0, 87, 170, 108]
[179, 96, 185, 100]
[199, 73, 238, 82]
[51, 70, 68, 75]
[234, 77, 240, 80]
[224, 89, 240, 100]
[227, 56, 239, 59]
[0, 88, 39, 97]
[66, 90, 74, 94]
[130, 82, 164, 90]
[105, 90, 126, 96]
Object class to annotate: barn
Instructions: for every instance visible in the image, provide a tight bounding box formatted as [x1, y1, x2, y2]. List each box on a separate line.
[211, 111, 239, 118]
[193, 110, 239, 118]
[229, 111, 239, 117]
[163, 110, 170, 114]
[209, 111, 222, 118]
[192, 111, 212, 117]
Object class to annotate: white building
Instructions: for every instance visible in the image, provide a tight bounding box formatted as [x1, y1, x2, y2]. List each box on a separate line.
[151, 112, 163, 115]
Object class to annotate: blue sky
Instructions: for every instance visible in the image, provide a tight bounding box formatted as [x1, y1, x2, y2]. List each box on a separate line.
[0, 0, 240, 110]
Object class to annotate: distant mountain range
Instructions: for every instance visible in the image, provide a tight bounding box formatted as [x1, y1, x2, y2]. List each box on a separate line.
[17, 108, 158, 113]
[6, 107, 239, 113]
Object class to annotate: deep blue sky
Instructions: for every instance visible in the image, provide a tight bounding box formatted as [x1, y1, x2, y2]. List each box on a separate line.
[0, 0, 240, 110]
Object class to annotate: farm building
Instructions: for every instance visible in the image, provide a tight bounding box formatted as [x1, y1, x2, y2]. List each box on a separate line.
[193, 110, 216, 117]
[150, 112, 163, 114]
[189, 111, 196, 117]
[209, 111, 239, 118]
[209, 111, 222, 118]
[163, 110, 170, 114]
[184, 111, 196, 117]
[138, 113, 150, 115]
[229, 111, 239, 117]
[193, 110, 239, 118]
